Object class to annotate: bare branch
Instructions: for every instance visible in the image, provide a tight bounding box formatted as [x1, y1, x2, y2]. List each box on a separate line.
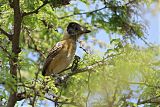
[57, 54, 121, 82]
[0, 28, 12, 40]
[58, 0, 137, 19]
[66, 60, 107, 78]
[139, 37, 152, 47]
[59, 6, 107, 19]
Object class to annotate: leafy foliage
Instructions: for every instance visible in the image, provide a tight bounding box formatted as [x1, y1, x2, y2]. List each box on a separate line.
[0, 0, 159, 107]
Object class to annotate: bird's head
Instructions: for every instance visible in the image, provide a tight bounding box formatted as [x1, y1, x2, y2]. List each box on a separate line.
[63, 22, 91, 40]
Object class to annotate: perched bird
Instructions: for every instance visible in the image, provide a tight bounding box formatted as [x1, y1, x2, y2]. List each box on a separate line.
[42, 22, 91, 76]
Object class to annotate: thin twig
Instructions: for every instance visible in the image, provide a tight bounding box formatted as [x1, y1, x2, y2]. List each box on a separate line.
[77, 40, 89, 54]
[127, 81, 160, 89]
[61, 53, 121, 81]
[22, 0, 49, 17]
[28, 34, 45, 58]
[24, 27, 45, 58]
[137, 95, 160, 105]
[22, 0, 71, 17]
[0, 27, 12, 40]
[44, 96, 78, 106]
[126, 0, 138, 6]
[58, 0, 137, 19]
[86, 72, 91, 107]
[59, 6, 107, 19]
[31, 68, 41, 106]
[79, 46, 89, 54]
[8, 0, 14, 8]
[139, 37, 152, 47]
[64, 60, 107, 80]
[0, 45, 11, 57]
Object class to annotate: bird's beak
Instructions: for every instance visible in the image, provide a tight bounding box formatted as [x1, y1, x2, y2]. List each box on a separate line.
[81, 26, 91, 34]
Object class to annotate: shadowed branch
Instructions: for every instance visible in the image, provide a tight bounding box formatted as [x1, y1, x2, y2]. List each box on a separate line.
[22, 0, 49, 17]
[0, 28, 12, 40]
[22, 0, 71, 17]
[59, 6, 107, 19]
[138, 95, 160, 105]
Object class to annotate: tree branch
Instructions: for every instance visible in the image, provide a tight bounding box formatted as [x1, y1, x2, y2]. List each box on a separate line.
[58, 0, 137, 19]
[44, 97, 78, 106]
[40, 19, 54, 29]
[137, 95, 160, 105]
[127, 81, 160, 88]
[7, 0, 22, 106]
[22, 0, 49, 17]
[64, 60, 107, 80]
[8, 0, 14, 8]
[25, 27, 45, 59]
[56, 54, 121, 82]
[139, 37, 152, 47]
[22, 0, 71, 17]
[58, 6, 107, 19]
[126, 0, 139, 6]
[85, 72, 91, 107]
[0, 46, 11, 57]
[14, 90, 78, 106]
[0, 28, 12, 40]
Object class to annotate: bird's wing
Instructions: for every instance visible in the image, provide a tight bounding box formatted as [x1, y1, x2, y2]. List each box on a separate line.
[42, 42, 63, 76]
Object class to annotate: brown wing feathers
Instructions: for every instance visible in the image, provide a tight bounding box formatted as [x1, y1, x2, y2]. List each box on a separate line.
[42, 42, 63, 76]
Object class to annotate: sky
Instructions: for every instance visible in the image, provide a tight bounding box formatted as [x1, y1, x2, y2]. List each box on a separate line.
[75, 1, 160, 58]
[136, 4, 160, 46]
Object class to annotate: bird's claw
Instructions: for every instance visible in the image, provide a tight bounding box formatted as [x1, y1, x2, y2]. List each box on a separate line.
[71, 55, 80, 72]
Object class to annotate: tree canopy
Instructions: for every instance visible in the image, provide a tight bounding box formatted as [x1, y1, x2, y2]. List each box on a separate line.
[0, 0, 159, 107]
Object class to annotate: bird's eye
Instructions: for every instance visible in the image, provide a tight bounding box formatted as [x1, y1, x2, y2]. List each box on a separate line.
[75, 27, 78, 30]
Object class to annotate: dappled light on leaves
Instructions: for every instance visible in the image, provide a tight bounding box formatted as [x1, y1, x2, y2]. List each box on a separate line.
[0, 0, 159, 106]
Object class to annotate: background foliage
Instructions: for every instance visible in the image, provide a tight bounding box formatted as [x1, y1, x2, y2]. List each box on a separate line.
[0, 0, 160, 107]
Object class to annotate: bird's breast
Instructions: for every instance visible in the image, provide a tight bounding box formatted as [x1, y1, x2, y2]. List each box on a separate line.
[47, 40, 76, 74]
[64, 40, 76, 61]
[59, 39, 76, 67]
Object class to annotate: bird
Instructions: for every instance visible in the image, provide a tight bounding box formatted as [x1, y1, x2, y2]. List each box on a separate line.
[42, 22, 91, 76]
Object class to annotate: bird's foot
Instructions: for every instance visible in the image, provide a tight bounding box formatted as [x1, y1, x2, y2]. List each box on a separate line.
[54, 74, 67, 86]
[71, 55, 80, 72]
